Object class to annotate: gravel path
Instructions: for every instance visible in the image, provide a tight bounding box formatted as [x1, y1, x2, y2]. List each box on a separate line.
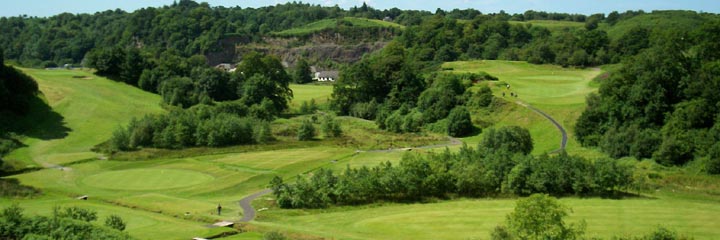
[517, 101, 567, 153]
[237, 189, 273, 222]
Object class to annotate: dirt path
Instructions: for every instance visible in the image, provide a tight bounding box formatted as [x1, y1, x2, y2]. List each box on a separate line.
[516, 101, 567, 153]
[237, 189, 273, 222]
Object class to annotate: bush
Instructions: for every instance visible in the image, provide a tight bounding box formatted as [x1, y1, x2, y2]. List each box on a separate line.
[104, 215, 126, 231]
[321, 115, 342, 138]
[297, 119, 316, 141]
[706, 142, 720, 174]
[446, 106, 474, 137]
[55, 206, 97, 222]
[349, 100, 378, 120]
[264, 231, 287, 240]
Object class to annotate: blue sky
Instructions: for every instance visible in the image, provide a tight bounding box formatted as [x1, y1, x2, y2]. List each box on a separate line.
[1, 0, 718, 17]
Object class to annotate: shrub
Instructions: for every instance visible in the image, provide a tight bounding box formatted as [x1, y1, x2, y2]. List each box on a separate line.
[297, 119, 316, 141]
[321, 115, 342, 138]
[104, 215, 126, 231]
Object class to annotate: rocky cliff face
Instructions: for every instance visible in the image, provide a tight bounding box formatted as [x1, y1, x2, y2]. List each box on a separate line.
[207, 30, 394, 67]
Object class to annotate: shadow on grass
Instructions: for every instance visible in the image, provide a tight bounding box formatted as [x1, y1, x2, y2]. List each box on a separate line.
[1, 95, 71, 141]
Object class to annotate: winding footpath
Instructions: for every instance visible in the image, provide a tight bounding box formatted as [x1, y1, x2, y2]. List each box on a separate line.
[237, 189, 273, 222]
[516, 101, 567, 153]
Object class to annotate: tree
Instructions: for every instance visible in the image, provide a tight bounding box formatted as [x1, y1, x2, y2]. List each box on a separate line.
[297, 119, 316, 141]
[446, 106, 473, 137]
[293, 58, 312, 84]
[104, 215, 126, 231]
[495, 194, 585, 240]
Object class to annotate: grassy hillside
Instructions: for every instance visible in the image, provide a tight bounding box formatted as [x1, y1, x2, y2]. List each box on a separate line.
[4, 68, 164, 168]
[604, 10, 709, 40]
[272, 17, 404, 37]
[442, 60, 601, 156]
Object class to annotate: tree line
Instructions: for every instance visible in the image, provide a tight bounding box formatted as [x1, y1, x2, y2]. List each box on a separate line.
[0, 0, 667, 68]
[270, 126, 634, 208]
[574, 19, 720, 173]
[109, 100, 274, 151]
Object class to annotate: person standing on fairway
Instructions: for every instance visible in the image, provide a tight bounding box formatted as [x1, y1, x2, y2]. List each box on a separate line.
[217, 204, 222, 215]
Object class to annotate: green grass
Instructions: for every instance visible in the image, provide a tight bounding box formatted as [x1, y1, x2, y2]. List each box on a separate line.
[273, 17, 403, 37]
[255, 195, 720, 239]
[82, 169, 214, 190]
[4, 68, 164, 168]
[3, 63, 718, 240]
[443, 60, 601, 155]
[288, 83, 333, 111]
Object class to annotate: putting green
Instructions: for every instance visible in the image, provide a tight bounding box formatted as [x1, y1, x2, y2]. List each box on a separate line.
[83, 169, 214, 190]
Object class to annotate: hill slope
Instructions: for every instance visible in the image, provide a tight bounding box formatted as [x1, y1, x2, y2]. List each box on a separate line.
[4, 69, 164, 168]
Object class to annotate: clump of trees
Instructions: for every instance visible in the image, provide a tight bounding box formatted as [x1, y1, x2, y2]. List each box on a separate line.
[575, 19, 720, 172]
[110, 101, 273, 150]
[0, 204, 132, 239]
[491, 194, 586, 240]
[331, 42, 494, 137]
[85, 49, 293, 113]
[270, 126, 634, 208]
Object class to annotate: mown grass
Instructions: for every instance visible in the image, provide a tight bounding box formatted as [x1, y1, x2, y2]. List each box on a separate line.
[255, 195, 720, 239]
[443, 60, 602, 156]
[4, 63, 719, 240]
[4, 68, 164, 168]
[288, 83, 333, 111]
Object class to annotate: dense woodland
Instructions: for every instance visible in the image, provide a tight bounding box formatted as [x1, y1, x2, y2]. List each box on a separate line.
[575, 18, 720, 172]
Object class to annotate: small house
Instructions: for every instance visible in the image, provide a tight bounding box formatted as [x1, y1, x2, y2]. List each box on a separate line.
[313, 71, 339, 82]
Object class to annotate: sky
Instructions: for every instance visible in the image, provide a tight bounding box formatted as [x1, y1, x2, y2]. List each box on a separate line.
[1, 0, 718, 17]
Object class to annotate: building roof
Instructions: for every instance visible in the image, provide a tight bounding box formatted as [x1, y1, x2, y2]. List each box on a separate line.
[316, 71, 339, 79]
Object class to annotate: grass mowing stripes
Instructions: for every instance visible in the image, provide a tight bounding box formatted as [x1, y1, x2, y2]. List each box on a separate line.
[82, 169, 214, 190]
